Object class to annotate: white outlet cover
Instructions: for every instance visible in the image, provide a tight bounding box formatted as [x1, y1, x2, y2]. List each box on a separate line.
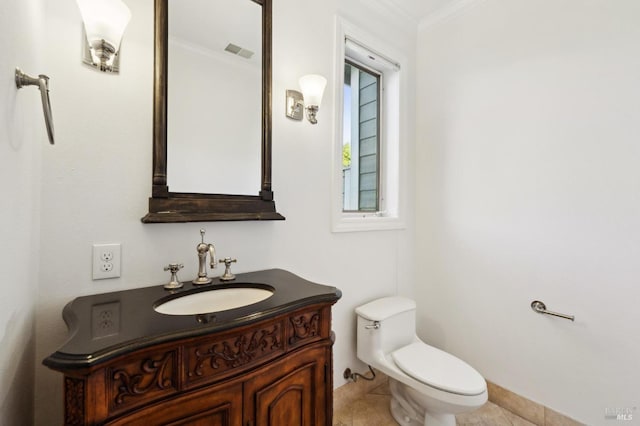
[92, 243, 121, 280]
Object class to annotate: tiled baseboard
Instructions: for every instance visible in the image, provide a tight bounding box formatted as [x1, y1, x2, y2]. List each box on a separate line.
[334, 369, 583, 426]
[487, 381, 584, 426]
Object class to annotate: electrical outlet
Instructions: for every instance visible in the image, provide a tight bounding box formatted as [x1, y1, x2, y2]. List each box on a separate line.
[92, 243, 121, 280]
[91, 302, 120, 338]
[100, 250, 113, 262]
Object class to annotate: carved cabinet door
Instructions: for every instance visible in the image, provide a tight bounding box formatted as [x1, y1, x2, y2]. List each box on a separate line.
[105, 381, 243, 426]
[244, 346, 328, 426]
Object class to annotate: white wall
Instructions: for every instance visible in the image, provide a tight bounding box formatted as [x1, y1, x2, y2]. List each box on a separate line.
[167, 39, 261, 194]
[416, 1, 640, 424]
[33, 0, 415, 424]
[0, 0, 44, 424]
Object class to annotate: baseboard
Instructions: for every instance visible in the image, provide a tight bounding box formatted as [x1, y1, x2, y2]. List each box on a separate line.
[486, 381, 584, 426]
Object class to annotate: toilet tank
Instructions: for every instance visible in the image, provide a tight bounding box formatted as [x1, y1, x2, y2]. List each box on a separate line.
[355, 297, 416, 364]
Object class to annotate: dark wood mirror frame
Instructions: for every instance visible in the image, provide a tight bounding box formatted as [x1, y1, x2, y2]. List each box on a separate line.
[142, 0, 284, 223]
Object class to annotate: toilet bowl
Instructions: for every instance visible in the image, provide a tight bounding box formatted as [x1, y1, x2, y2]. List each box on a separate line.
[355, 296, 487, 426]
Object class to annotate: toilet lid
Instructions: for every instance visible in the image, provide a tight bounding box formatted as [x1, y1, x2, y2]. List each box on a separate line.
[391, 342, 486, 396]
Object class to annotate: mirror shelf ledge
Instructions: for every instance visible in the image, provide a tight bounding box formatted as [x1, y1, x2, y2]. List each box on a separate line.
[142, 191, 285, 223]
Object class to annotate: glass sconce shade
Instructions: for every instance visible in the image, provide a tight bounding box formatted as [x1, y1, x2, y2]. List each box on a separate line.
[286, 74, 327, 124]
[299, 74, 327, 107]
[77, 0, 131, 71]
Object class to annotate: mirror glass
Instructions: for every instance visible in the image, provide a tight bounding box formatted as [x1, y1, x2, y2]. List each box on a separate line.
[167, 0, 261, 195]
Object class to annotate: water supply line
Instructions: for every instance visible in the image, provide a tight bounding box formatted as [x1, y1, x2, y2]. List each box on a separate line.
[343, 365, 376, 382]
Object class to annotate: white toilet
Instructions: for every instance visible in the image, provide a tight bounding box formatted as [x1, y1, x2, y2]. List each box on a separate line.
[355, 296, 487, 426]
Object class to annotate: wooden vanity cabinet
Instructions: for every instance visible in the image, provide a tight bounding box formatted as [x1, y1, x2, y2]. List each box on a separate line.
[107, 380, 243, 425]
[244, 345, 329, 426]
[59, 302, 335, 426]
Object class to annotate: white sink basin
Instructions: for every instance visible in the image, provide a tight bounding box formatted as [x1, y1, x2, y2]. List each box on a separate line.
[154, 287, 274, 315]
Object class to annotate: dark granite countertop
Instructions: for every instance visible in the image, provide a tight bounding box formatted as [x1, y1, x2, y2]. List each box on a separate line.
[43, 269, 341, 371]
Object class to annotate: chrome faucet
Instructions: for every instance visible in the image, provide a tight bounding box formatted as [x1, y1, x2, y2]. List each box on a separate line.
[192, 229, 217, 285]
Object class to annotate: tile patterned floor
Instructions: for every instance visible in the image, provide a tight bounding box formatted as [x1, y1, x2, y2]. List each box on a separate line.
[333, 382, 536, 426]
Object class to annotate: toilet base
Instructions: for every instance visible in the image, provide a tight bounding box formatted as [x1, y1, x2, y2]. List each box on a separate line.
[390, 397, 421, 425]
[389, 379, 457, 426]
[423, 412, 456, 426]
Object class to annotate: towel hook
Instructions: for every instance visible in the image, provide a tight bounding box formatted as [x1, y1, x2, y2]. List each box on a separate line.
[15, 67, 55, 145]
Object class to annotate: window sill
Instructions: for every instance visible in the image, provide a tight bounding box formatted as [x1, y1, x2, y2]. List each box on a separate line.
[331, 214, 405, 233]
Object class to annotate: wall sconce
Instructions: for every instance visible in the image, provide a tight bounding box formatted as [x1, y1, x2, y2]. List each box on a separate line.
[286, 74, 327, 124]
[76, 0, 131, 73]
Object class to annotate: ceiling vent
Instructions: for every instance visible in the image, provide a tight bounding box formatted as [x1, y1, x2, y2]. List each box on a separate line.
[224, 43, 254, 59]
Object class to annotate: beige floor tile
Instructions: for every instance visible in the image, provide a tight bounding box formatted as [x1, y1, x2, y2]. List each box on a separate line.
[369, 382, 392, 396]
[502, 408, 538, 426]
[332, 412, 352, 426]
[544, 407, 585, 426]
[334, 389, 531, 426]
[456, 401, 515, 426]
[333, 371, 388, 415]
[334, 378, 566, 426]
[332, 412, 352, 425]
[351, 393, 397, 426]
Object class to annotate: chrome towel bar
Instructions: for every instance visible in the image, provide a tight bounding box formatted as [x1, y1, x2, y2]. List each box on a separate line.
[531, 300, 574, 321]
[15, 67, 55, 145]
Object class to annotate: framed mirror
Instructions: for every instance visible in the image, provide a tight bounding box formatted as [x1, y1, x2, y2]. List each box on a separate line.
[142, 0, 284, 223]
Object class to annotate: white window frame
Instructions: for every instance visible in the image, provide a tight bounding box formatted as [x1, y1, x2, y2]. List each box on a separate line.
[331, 17, 407, 232]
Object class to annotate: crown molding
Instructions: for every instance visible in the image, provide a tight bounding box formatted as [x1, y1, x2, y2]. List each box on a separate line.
[342, 0, 419, 28]
[418, 0, 485, 32]
[376, 0, 420, 26]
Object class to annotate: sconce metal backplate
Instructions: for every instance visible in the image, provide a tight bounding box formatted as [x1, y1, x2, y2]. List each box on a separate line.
[285, 89, 303, 121]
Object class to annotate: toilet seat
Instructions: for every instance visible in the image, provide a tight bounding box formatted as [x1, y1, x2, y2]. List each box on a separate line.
[391, 342, 486, 396]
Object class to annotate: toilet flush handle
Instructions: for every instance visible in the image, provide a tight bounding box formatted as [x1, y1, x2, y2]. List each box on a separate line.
[364, 321, 380, 329]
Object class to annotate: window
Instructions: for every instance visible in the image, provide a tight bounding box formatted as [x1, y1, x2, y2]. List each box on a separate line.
[332, 20, 405, 232]
[342, 60, 380, 212]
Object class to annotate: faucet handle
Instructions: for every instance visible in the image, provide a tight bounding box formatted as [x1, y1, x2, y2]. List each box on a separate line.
[219, 257, 237, 281]
[163, 263, 184, 290]
[164, 263, 184, 272]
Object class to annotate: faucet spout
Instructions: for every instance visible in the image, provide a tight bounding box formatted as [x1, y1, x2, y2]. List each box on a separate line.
[208, 244, 217, 269]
